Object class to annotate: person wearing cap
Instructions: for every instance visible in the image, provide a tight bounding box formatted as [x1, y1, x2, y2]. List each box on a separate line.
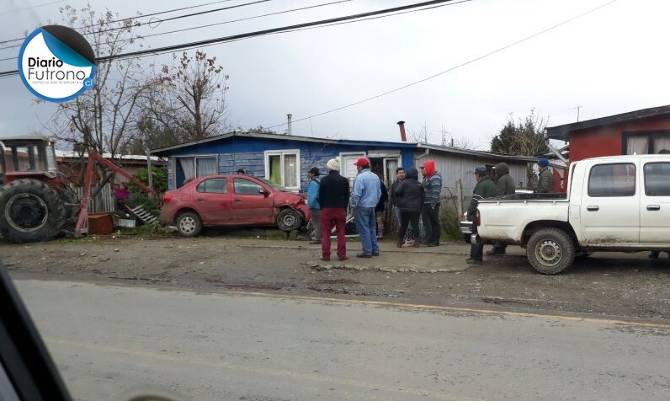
[306, 167, 322, 244]
[466, 166, 497, 264]
[420, 159, 443, 247]
[351, 157, 381, 258]
[536, 158, 553, 193]
[318, 158, 350, 261]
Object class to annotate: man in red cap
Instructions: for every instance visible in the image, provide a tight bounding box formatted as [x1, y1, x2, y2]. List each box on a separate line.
[421, 159, 442, 247]
[351, 157, 381, 257]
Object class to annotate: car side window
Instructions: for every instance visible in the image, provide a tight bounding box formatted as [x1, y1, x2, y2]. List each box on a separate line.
[644, 162, 670, 196]
[588, 163, 636, 197]
[196, 178, 227, 193]
[234, 178, 263, 195]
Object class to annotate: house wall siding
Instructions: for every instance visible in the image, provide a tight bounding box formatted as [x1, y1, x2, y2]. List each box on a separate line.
[163, 136, 416, 190]
[569, 115, 670, 162]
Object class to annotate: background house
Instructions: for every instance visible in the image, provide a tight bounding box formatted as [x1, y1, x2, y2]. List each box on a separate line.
[152, 131, 417, 191]
[546, 104, 670, 162]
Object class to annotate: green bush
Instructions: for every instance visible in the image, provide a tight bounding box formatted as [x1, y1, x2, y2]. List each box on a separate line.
[126, 192, 160, 215]
[440, 206, 462, 241]
[128, 167, 168, 194]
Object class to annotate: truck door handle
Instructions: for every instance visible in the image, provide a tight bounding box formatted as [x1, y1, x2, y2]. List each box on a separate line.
[586, 205, 599, 211]
[647, 204, 661, 211]
[196, 197, 204, 202]
[234, 198, 241, 202]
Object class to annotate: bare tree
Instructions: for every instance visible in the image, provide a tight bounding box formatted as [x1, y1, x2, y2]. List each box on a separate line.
[48, 3, 146, 159]
[146, 50, 230, 143]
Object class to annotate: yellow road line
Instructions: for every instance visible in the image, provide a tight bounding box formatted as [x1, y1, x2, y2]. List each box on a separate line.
[47, 337, 482, 401]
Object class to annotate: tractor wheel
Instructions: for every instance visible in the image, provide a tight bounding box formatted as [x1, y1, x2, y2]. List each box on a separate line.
[58, 186, 80, 234]
[0, 179, 66, 243]
[277, 208, 303, 232]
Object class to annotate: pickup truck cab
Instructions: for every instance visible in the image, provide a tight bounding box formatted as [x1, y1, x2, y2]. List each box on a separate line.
[475, 155, 670, 274]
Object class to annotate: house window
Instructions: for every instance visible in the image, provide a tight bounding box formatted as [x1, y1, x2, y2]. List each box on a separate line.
[624, 132, 670, 154]
[264, 150, 300, 190]
[176, 155, 218, 186]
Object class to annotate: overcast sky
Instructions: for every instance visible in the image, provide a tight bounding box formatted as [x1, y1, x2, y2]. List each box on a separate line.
[1, 0, 668, 150]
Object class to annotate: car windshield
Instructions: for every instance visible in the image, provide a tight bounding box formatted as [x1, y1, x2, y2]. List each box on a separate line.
[4, 2, 670, 401]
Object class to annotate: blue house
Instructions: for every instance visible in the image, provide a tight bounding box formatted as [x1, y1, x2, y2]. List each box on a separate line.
[152, 131, 417, 191]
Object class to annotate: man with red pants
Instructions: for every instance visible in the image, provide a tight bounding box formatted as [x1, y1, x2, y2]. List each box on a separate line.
[318, 158, 350, 261]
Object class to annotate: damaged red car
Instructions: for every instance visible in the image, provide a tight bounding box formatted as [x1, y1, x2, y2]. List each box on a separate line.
[159, 174, 310, 237]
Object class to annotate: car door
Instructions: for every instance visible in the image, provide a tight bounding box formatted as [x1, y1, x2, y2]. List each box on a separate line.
[579, 161, 640, 246]
[640, 160, 670, 245]
[230, 177, 275, 225]
[192, 177, 232, 225]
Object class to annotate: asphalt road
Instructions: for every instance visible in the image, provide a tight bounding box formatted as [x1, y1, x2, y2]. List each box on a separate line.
[15, 279, 670, 401]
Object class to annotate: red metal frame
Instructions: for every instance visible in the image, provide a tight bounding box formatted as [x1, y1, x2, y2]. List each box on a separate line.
[74, 151, 156, 237]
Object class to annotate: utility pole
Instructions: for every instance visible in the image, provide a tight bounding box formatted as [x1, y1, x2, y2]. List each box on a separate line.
[573, 105, 583, 122]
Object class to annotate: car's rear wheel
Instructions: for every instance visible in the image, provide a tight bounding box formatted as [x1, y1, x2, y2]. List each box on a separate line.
[277, 208, 303, 232]
[175, 212, 202, 237]
[526, 228, 575, 275]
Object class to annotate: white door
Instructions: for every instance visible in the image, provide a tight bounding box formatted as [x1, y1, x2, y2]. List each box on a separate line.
[339, 152, 365, 186]
[580, 162, 640, 246]
[640, 160, 670, 245]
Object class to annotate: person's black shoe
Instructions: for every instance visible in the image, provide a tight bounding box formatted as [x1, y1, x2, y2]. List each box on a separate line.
[372, 251, 380, 256]
[356, 253, 372, 258]
[424, 243, 438, 247]
[466, 258, 483, 265]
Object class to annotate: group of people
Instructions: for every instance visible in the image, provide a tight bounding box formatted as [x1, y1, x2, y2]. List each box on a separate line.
[306, 157, 444, 261]
[466, 159, 554, 265]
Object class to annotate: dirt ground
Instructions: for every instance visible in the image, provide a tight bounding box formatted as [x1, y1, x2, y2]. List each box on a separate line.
[2, 234, 670, 321]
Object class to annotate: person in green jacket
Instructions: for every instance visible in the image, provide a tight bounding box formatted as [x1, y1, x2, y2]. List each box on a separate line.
[536, 159, 553, 193]
[488, 162, 516, 255]
[493, 162, 516, 196]
[467, 167, 497, 264]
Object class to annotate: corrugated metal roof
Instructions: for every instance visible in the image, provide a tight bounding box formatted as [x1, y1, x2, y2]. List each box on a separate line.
[546, 104, 670, 141]
[151, 131, 417, 155]
[417, 143, 540, 163]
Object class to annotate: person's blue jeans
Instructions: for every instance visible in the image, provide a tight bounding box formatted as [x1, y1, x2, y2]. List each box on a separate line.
[354, 207, 378, 255]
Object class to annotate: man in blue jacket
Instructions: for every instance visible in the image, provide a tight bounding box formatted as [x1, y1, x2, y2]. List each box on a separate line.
[306, 167, 321, 244]
[351, 158, 381, 258]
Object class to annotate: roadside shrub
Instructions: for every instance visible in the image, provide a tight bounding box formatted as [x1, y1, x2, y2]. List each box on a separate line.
[129, 167, 168, 194]
[440, 205, 462, 241]
[126, 192, 160, 215]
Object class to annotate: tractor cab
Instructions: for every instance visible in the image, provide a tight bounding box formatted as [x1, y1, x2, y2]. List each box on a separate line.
[0, 133, 59, 186]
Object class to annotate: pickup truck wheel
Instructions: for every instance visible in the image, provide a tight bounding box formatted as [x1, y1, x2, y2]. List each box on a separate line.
[175, 212, 202, 237]
[277, 208, 303, 232]
[526, 228, 575, 275]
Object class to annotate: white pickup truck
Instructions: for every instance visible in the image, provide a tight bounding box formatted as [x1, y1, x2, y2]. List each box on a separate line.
[475, 154, 670, 274]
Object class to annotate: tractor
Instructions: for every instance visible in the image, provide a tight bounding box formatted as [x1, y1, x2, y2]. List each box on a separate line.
[0, 134, 154, 243]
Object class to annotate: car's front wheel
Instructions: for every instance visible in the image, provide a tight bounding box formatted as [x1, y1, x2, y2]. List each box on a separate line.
[175, 211, 202, 237]
[526, 228, 575, 275]
[277, 208, 303, 232]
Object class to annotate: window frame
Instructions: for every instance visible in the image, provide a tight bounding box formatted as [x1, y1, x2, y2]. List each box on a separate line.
[233, 177, 266, 195]
[643, 162, 670, 196]
[623, 131, 670, 155]
[587, 162, 637, 198]
[174, 154, 219, 188]
[196, 177, 228, 194]
[263, 149, 301, 191]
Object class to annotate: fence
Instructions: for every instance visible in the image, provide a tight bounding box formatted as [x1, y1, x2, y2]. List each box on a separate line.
[72, 183, 115, 213]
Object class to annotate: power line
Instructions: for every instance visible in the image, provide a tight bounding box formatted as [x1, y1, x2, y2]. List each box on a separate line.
[0, 0, 267, 45]
[0, 0, 352, 56]
[0, 0, 465, 74]
[0, 0, 66, 16]
[263, 0, 618, 129]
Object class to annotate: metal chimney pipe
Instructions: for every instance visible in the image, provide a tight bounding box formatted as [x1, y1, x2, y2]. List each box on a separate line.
[287, 113, 293, 135]
[397, 120, 407, 142]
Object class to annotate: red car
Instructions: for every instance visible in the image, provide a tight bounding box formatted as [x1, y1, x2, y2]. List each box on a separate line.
[160, 174, 311, 237]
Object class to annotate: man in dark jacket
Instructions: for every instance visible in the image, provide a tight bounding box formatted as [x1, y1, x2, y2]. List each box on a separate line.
[376, 179, 389, 239]
[536, 159, 553, 193]
[421, 160, 442, 247]
[394, 168, 423, 248]
[493, 162, 516, 196]
[489, 162, 516, 255]
[318, 158, 350, 261]
[389, 167, 406, 229]
[467, 167, 497, 264]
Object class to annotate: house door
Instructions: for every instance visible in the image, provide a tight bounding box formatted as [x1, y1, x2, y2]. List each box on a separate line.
[340, 152, 366, 186]
[384, 158, 399, 187]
